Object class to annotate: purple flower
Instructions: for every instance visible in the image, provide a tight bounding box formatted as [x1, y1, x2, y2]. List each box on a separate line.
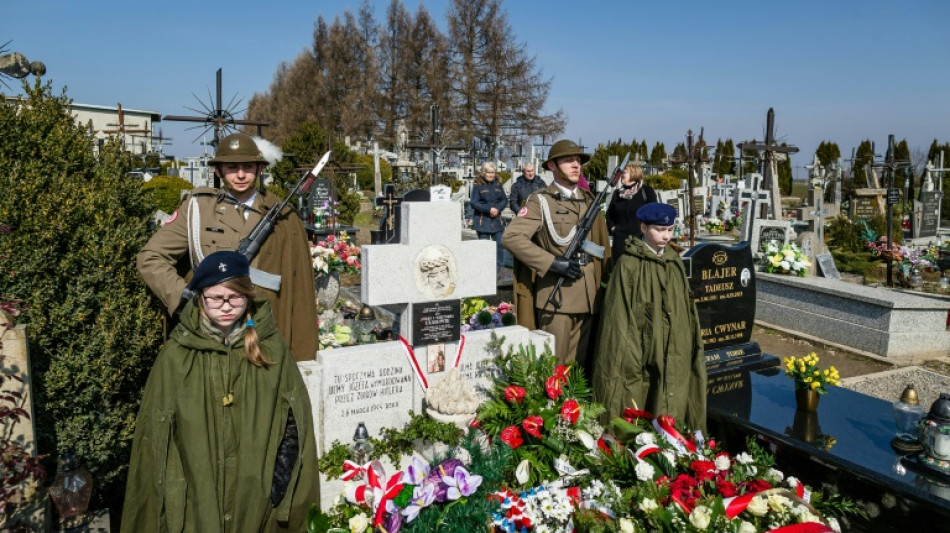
[441, 465, 483, 500]
[400, 482, 436, 523]
[426, 458, 463, 502]
[401, 456, 430, 485]
[382, 508, 403, 533]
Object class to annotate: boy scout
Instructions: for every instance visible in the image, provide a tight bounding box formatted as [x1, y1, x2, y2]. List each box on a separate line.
[501, 139, 611, 365]
[137, 132, 319, 362]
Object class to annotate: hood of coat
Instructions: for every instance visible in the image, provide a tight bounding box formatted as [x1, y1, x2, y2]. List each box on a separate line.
[623, 235, 674, 263]
[173, 297, 279, 352]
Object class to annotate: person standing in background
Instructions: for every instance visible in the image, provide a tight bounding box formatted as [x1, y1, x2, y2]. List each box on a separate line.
[605, 161, 658, 259]
[470, 162, 509, 275]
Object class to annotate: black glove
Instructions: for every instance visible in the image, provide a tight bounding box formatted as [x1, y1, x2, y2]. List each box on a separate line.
[549, 256, 582, 280]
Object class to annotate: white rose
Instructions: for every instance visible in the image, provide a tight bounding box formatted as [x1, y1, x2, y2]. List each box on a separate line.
[349, 512, 370, 533]
[635, 432, 656, 446]
[768, 494, 792, 513]
[881, 493, 897, 509]
[639, 498, 659, 513]
[714, 455, 731, 471]
[619, 518, 636, 533]
[798, 509, 821, 524]
[786, 476, 800, 489]
[746, 495, 769, 517]
[738, 521, 757, 533]
[689, 505, 712, 530]
[735, 452, 753, 465]
[635, 460, 656, 481]
[780, 259, 791, 270]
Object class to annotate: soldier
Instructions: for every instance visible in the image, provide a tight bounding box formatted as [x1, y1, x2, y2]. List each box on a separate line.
[501, 139, 611, 366]
[137, 132, 319, 362]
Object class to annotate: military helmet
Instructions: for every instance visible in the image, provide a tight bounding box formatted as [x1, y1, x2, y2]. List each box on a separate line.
[543, 139, 590, 169]
[209, 133, 267, 165]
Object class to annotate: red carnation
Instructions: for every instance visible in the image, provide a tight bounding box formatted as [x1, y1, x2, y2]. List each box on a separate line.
[500, 425, 524, 449]
[716, 480, 738, 497]
[689, 460, 717, 482]
[743, 479, 773, 493]
[545, 376, 563, 400]
[560, 399, 580, 425]
[522, 415, 544, 438]
[504, 385, 527, 404]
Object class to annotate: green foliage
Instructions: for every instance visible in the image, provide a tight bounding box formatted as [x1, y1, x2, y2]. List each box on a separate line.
[141, 175, 193, 213]
[0, 81, 163, 510]
[352, 152, 392, 191]
[816, 141, 841, 167]
[316, 411, 464, 477]
[778, 143, 793, 195]
[825, 215, 867, 253]
[586, 139, 640, 182]
[644, 172, 682, 191]
[649, 142, 667, 169]
[828, 250, 878, 277]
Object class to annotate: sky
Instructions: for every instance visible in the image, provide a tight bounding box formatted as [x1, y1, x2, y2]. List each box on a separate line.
[5, 0, 949, 178]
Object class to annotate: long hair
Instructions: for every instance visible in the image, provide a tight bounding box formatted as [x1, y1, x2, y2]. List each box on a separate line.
[199, 276, 272, 366]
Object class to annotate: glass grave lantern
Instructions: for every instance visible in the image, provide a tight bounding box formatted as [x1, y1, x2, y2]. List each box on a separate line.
[48, 451, 94, 528]
[353, 305, 379, 345]
[892, 384, 926, 453]
[917, 392, 950, 474]
[350, 422, 374, 464]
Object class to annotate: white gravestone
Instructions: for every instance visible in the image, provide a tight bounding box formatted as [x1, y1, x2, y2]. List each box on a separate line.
[749, 219, 792, 258]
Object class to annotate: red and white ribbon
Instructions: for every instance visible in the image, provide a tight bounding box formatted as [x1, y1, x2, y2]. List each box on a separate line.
[345, 483, 370, 506]
[722, 492, 757, 519]
[453, 334, 466, 368]
[398, 335, 429, 390]
[372, 472, 405, 527]
[633, 443, 661, 461]
[341, 460, 370, 481]
[653, 415, 696, 455]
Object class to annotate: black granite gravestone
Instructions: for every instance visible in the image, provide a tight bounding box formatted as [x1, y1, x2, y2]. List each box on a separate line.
[917, 190, 941, 239]
[370, 187, 431, 244]
[683, 241, 780, 376]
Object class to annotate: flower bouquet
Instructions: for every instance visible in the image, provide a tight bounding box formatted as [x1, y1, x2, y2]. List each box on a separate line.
[703, 217, 724, 233]
[762, 241, 811, 276]
[460, 298, 516, 332]
[782, 353, 840, 395]
[311, 232, 362, 276]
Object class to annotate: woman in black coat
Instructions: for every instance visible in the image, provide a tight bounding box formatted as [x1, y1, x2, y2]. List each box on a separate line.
[470, 162, 509, 274]
[605, 162, 658, 259]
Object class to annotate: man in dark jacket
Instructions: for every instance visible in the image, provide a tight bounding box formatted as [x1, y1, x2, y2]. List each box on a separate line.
[508, 164, 545, 212]
[592, 203, 706, 432]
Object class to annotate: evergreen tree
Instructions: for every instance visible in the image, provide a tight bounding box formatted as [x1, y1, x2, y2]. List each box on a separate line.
[816, 141, 841, 167]
[0, 81, 163, 511]
[852, 140, 875, 189]
[650, 142, 667, 171]
[778, 143, 793, 195]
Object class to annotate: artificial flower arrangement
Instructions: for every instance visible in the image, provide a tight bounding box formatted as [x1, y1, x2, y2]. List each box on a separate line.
[703, 217, 724, 233]
[317, 308, 353, 350]
[309, 337, 862, 533]
[723, 212, 743, 232]
[460, 298, 516, 332]
[783, 352, 840, 395]
[762, 241, 811, 276]
[866, 237, 933, 278]
[311, 231, 362, 276]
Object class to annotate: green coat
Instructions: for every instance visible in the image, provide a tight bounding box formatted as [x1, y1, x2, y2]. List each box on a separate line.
[592, 238, 707, 432]
[122, 299, 319, 533]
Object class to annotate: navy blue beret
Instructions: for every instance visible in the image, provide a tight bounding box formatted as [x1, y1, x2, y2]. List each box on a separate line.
[187, 251, 250, 292]
[637, 203, 677, 226]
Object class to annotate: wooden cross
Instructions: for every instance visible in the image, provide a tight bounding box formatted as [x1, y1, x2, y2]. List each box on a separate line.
[669, 128, 712, 246]
[737, 108, 799, 222]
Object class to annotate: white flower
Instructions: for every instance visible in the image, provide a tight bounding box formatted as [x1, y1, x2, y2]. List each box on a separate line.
[767, 494, 792, 512]
[635, 460, 655, 481]
[738, 521, 757, 533]
[786, 476, 800, 489]
[576, 430, 596, 451]
[828, 517, 842, 533]
[349, 512, 370, 533]
[746, 495, 768, 517]
[619, 518, 636, 533]
[735, 452, 754, 465]
[780, 259, 791, 270]
[865, 501, 880, 518]
[714, 455, 731, 471]
[635, 432, 656, 446]
[881, 493, 897, 508]
[797, 508, 821, 524]
[638, 497, 659, 513]
[689, 505, 712, 530]
[767, 467, 784, 483]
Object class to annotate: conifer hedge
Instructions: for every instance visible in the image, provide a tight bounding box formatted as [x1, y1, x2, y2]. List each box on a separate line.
[0, 81, 163, 511]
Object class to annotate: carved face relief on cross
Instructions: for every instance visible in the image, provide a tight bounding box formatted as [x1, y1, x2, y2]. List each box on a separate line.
[415, 245, 457, 299]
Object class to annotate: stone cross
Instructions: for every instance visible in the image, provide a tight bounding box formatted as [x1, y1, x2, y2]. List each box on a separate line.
[738, 108, 799, 222]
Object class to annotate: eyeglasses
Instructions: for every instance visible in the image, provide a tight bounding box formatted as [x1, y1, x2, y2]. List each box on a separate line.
[202, 294, 248, 309]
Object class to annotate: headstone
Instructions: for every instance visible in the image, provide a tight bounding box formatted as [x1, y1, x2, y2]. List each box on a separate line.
[815, 252, 841, 279]
[372, 184, 404, 244]
[915, 190, 942, 239]
[849, 188, 886, 220]
[795, 230, 826, 277]
[307, 177, 333, 222]
[749, 219, 792, 257]
[430, 184, 451, 202]
[683, 241, 779, 375]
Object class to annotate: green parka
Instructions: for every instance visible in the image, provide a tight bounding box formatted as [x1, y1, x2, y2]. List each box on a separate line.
[121, 299, 319, 533]
[592, 237, 707, 432]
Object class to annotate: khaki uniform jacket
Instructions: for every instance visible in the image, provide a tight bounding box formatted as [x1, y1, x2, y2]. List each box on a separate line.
[137, 188, 319, 362]
[501, 184, 611, 328]
[592, 237, 707, 431]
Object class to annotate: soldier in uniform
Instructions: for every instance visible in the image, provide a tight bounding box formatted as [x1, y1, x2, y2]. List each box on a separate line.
[501, 139, 611, 366]
[137, 132, 319, 362]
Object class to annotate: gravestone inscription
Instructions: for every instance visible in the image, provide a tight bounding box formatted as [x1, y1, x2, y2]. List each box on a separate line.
[917, 190, 941, 239]
[684, 241, 779, 376]
[749, 219, 791, 258]
[411, 300, 461, 346]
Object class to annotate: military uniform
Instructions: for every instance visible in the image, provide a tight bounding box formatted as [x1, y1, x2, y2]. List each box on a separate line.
[137, 188, 319, 362]
[501, 184, 610, 364]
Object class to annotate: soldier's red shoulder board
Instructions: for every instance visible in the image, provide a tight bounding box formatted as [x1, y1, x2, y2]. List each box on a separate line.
[163, 210, 179, 225]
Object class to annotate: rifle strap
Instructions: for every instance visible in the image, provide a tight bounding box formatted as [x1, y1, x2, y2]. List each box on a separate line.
[536, 195, 576, 247]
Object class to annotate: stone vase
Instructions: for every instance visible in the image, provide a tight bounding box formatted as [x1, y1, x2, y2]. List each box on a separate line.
[315, 271, 341, 309]
[795, 388, 821, 413]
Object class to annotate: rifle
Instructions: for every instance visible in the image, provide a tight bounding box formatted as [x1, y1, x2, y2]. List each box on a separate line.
[236, 150, 331, 263]
[544, 152, 630, 310]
